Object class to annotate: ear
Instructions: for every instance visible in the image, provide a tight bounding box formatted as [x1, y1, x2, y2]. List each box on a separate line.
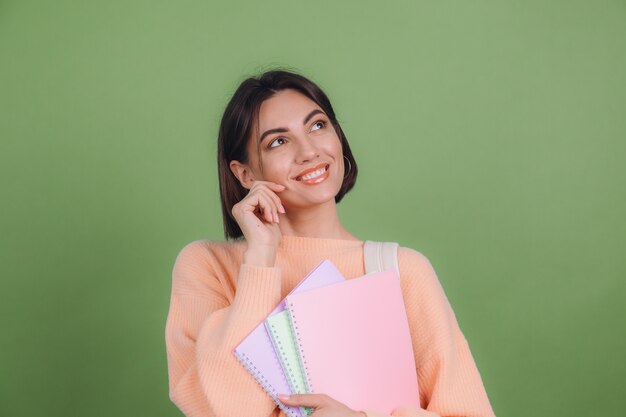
[229, 160, 255, 190]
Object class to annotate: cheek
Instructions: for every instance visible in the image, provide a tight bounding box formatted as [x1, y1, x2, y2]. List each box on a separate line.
[321, 134, 343, 155]
[260, 156, 292, 183]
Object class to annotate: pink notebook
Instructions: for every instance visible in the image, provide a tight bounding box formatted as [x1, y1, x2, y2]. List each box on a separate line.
[284, 269, 420, 414]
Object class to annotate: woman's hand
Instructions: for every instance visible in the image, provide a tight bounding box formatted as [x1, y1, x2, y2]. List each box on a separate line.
[231, 180, 286, 267]
[278, 393, 366, 417]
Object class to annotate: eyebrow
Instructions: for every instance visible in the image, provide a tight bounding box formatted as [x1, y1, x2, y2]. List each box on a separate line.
[258, 109, 326, 144]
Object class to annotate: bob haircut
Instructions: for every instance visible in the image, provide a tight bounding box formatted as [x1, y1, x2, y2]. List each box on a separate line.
[217, 69, 358, 240]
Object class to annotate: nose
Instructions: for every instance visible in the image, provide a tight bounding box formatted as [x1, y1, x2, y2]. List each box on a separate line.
[294, 136, 319, 164]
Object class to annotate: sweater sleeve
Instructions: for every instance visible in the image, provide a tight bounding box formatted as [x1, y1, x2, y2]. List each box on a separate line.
[362, 248, 496, 417]
[164, 241, 282, 417]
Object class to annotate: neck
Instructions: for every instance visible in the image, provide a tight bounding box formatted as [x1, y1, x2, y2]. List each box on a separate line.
[278, 199, 358, 240]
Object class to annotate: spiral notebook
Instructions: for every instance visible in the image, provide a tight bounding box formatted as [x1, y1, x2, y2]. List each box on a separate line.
[266, 310, 311, 416]
[232, 260, 345, 417]
[284, 269, 420, 415]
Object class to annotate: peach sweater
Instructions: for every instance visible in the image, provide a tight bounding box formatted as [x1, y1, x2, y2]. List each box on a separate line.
[165, 235, 496, 417]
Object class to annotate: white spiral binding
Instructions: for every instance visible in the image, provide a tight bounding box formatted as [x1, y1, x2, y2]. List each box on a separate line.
[268, 321, 298, 393]
[233, 347, 299, 417]
[286, 301, 314, 417]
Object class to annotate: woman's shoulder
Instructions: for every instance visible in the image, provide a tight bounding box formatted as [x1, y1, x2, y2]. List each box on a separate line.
[395, 244, 441, 286]
[397, 244, 433, 267]
[171, 239, 247, 294]
[174, 238, 246, 265]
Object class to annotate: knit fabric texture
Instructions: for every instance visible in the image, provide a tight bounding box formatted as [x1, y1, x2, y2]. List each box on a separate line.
[165, 235, 496, 417]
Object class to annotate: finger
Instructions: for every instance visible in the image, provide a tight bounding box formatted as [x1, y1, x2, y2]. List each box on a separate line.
[254, 199, 271, 223]
[256, 194, 278, 223]
[236, 192, 262, 216]
[277, 393, 327, 408]
[255, 189, 282, 223]
[256, 188, 285, 216]
[250, 180, 286, 193]
[256, 187, 285, 213]
[250, 182, 286, 213]
[240, 190, 276, 223]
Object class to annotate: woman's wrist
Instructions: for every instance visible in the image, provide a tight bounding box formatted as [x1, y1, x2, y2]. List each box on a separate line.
[243, 245, 277, 267]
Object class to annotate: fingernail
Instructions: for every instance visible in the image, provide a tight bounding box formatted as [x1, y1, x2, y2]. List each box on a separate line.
[275, 213, 280, 223]
[279, 204, 286, 214]
[278, 394, 289, 402]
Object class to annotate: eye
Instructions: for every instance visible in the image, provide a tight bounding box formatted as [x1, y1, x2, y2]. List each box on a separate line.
[311, 120, 327, 131]
[268, 137, 287, 149]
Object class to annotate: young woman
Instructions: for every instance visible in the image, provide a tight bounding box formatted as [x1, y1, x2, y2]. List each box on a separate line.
[165, 70, 496, 417]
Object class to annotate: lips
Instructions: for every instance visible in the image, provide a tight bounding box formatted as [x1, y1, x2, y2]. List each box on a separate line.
[294, 163, 330, 182]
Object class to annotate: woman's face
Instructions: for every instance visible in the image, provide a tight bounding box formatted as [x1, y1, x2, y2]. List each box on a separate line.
[235, 89, 345, 209]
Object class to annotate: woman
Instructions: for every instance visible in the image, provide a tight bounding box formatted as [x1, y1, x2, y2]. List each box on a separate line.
[165, 69, 496, 417]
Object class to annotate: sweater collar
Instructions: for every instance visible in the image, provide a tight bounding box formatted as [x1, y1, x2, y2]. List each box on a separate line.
[278, 234, 364, 252]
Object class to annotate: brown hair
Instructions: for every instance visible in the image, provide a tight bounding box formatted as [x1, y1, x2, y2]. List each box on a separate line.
[217, 68, 358, 239]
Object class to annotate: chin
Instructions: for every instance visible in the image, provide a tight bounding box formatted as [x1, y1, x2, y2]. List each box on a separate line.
[285, 185, 342, 208]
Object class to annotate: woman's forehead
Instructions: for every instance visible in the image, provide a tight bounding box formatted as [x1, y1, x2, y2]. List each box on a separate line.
[258, 89, 322, 128]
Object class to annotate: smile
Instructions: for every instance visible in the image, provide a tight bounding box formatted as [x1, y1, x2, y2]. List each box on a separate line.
[295, 163, 330, 185]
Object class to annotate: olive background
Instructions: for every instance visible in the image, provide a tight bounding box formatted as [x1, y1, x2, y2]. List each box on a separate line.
[1, 1, 625, 416]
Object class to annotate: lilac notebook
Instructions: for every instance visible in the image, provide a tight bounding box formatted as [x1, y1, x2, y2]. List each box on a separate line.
[232, 260, 345, 417]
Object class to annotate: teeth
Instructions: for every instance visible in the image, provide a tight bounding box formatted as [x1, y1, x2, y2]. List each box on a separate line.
[301, 166, 326, 180]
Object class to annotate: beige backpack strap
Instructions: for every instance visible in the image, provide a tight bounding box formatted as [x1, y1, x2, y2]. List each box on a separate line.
[363, 240, 400, 277]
